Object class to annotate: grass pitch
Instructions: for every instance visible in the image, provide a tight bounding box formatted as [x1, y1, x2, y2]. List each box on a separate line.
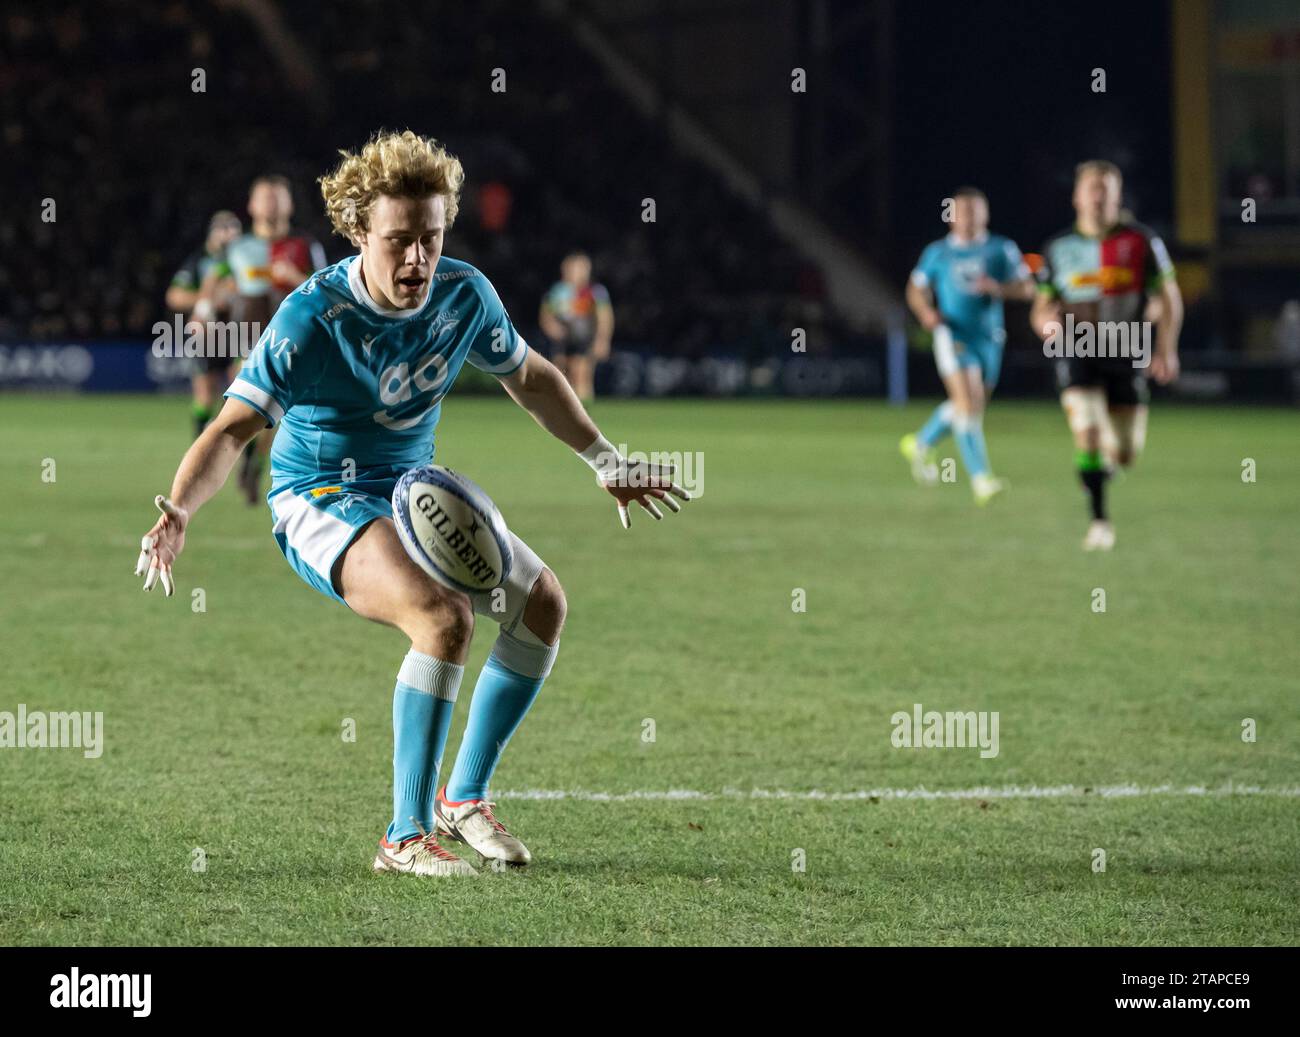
[0, 393, 1296, 945]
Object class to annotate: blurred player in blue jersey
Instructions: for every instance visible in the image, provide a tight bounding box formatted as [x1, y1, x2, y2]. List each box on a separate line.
[133, 132, 689, 878]
[901, 187, 1035, 504]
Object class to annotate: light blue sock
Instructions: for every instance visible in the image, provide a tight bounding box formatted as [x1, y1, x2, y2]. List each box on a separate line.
[386, 650, 463, 843]
[445, 630, 558, 803]
[917, 400, 954, 448]
[952, 412, 991, 479]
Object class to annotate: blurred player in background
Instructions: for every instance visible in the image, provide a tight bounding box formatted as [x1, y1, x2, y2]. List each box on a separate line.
[133, 131, 689, 878]
[1030, 160, 1182, 551]
[538, 250, 613, 402]
[901, 188, 1034, 504]
[166, 210, 242, 438]
[224, 174, 326, 503]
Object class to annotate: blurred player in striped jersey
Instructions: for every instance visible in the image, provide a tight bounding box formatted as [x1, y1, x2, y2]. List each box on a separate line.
[1030, 161, 1182, 551]
[166, 210, 242, 438]
[223, 174, 326, 503]
[901, 188, 1034, 504]
[538, 251, 613, 403]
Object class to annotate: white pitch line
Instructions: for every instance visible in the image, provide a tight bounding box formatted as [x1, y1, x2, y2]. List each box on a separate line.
[497, 784, 1300, 803]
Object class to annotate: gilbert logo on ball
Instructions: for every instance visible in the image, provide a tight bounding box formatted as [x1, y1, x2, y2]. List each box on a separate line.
[392, 464, 513, 594]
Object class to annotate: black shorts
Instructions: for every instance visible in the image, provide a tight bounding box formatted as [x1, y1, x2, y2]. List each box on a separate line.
[547, 339, 594, 361]
[1055, 357, 1149, 407]
[192, 354, 236, 375]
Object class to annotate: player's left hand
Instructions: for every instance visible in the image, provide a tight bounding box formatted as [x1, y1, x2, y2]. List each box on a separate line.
[599, 458, 691, 529]
[1149, 351, 1180, 385]
[971, 275, 1002, 298]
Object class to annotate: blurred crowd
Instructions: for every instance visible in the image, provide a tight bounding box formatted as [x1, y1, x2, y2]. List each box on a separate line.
[2, 0, 847, 357]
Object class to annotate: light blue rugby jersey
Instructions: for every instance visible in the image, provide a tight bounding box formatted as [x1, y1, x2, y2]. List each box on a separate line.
[909, 233, 1028, 346]
[225, 254, 528, 490]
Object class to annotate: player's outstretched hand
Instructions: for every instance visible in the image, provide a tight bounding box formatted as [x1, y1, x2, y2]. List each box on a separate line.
[134, 495, 188, 596]
[599, 458, 691, 530]
[1149, 352, 1180, 385]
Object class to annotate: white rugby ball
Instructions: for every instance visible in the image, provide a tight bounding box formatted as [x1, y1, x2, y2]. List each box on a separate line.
[392, 464, 513, 594]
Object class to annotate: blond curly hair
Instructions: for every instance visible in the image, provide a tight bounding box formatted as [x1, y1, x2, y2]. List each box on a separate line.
[319, 130, 464, 239]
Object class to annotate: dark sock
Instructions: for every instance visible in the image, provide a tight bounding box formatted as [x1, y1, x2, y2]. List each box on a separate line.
[1076, 449, 1109, 521]
[192, 404, 212, 440]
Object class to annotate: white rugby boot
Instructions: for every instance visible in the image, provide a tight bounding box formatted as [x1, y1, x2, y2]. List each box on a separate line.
[899, 434, 939, 486]
[972, 473, 1007, 506]
[1082, 520, 1116, 551]
[373, 830, 480, 878]
[436, 786, 532, 866]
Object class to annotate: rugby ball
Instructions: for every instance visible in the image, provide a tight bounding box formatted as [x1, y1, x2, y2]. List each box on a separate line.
[392, 465, 513, 594]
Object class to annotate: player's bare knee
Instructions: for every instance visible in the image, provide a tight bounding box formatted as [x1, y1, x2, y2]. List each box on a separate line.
[438, 593, 477, 646]
[407, 588, 475, 654]
[522, 568, 566, 646]
[1112, 410, 1147, 468]
[949, 391, 976, 419]
[1063, 390, 1105, 451]
[1070, 417, 1101, 451]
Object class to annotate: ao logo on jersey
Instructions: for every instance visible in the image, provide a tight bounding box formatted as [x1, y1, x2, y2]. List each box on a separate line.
[375, 352, 450, 430]
[953, 257, 985, 292]
[373, 317, 461, 430]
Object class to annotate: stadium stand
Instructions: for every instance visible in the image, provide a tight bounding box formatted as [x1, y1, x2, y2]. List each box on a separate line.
[1, 0, 854, 359]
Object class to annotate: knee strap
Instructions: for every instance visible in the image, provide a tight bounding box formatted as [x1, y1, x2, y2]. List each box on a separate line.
[490, 627, 559, 680]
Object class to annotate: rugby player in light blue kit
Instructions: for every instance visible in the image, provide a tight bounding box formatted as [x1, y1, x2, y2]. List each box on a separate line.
[133, 131, 690, 878]
[900, 187, 1035, 504]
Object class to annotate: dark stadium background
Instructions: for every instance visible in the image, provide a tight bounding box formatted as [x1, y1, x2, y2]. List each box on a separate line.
[3, 0, 1300, 961]
[2, 0, 1297, 398]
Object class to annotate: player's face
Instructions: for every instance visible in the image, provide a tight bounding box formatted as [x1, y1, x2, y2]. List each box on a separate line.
[248, 183, 292, 225]
[1073, 171, 1121, 228]
[562, 255, 591, 286]
[951, 196, 988, 240]
[207, 220, 240, 252]
[360, 194, 446, 310]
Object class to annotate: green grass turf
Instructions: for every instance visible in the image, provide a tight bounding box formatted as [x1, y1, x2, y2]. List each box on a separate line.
[0, 393, 1296, 945]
